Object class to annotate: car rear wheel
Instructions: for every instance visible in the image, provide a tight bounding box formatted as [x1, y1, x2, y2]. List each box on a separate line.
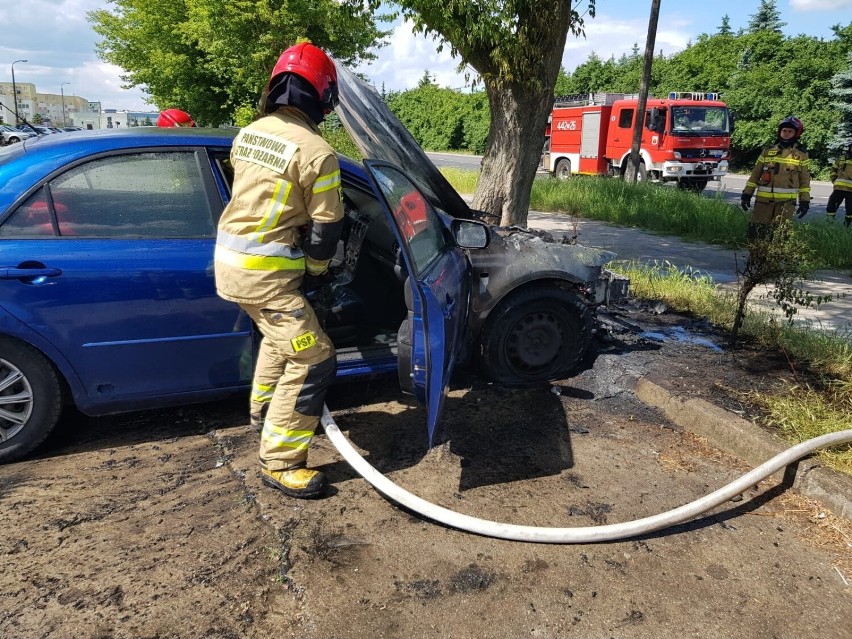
[8, 136, 21, 144]
[479, 287, 593, 385]
[0, 338, 63, 463]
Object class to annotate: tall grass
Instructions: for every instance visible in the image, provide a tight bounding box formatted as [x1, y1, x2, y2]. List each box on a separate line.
[530, 176, 748, 246]
[440, 169, 852, 270]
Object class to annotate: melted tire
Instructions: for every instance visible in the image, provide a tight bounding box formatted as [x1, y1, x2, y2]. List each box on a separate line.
[0, 338, 63, 463]
[479, 287, 593, 385]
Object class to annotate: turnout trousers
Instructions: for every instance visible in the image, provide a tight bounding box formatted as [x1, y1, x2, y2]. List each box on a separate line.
[241, 292, 336, 471]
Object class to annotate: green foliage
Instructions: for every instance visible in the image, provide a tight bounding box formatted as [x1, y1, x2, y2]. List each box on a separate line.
[747, 0, 786, 33]
[321, 113, 362, 160]
[386, 85, 489, 154]
[384, 1, 594, 91]
[829, 51, 852, 156]
[88, 0, 388, 126]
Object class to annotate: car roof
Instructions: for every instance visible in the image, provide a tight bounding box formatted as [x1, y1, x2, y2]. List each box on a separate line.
[0, 127, 239, 212]
[0, 126, 369, 214]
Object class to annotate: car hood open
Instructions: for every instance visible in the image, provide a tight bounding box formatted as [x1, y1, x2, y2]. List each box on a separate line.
[334, 61, 474, 221]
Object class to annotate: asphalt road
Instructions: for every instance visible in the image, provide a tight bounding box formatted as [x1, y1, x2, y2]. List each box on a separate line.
[426, 152, 835, 219]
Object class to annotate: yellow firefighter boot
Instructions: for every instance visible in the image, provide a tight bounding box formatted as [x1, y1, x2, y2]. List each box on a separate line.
[262, 464, 328, 499]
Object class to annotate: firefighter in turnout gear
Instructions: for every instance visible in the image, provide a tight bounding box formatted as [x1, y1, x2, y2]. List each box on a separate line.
[214, 43, 344, 499]
[740, 116, 811, 239]
[826, 140, 852, 227]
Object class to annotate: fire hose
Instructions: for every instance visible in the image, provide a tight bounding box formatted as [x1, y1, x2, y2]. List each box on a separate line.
[321, 407, 852, 543]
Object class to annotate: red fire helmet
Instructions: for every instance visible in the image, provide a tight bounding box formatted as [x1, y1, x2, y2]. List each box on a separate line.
[777, 115, 804, 139]
[268, 42, 338, 112]
[157, 109, 196, 128]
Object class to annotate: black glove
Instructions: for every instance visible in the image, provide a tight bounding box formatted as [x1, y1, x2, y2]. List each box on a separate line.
[796, 203, 809, 219]
[740, 194, 752, 211]
[302, 270, 334, 294]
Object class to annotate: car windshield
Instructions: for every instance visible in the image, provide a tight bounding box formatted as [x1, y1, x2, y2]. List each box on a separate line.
[670, 106, 730, 135]
[333, 61, 473, 220]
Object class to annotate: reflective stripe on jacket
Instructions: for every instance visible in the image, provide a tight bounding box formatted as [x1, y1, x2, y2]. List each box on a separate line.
[215, 108, 344, 305]
[743, 143, 810, 204]
[831, 157, 852, 192]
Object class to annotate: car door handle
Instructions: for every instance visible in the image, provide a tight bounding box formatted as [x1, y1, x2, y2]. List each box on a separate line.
[0, 266, 63, 280]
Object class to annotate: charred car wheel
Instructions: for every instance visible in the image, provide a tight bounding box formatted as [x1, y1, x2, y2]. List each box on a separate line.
[479, 287, 592, 385]
[0, 338, 63, 463]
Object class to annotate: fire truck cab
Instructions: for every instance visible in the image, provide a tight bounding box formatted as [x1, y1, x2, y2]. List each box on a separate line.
[542, 92, 732, 191]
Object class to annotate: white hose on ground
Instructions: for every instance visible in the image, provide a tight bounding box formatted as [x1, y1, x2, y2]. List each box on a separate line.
[321, 407, 852, 543]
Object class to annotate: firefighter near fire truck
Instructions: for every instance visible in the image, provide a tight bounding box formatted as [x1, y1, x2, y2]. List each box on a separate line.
[540, 92, 732, 191]
[214, 43, 344, 499]
[826, 140, 852, 227]
[740, 116, 811, 239]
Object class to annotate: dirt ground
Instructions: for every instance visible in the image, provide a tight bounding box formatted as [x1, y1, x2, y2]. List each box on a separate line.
[1, 301, 850, 639]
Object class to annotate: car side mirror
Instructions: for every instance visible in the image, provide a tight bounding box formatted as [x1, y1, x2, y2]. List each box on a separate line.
[452, 219, 490, 249]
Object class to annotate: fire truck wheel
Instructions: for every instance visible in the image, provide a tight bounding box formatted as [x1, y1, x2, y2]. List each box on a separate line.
[479, 287, 592, 385]
[554, 159, 571, 179]
[622, 161, 646, 183]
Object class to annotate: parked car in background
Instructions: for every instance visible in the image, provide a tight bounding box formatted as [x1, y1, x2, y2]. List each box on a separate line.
[0, 69, 628, 463]
[15, 124, 47, 137]
[0, 125, 35, 145]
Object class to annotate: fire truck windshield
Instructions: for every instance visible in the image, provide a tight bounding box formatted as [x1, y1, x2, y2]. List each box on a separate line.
[670, 106, 730, 136]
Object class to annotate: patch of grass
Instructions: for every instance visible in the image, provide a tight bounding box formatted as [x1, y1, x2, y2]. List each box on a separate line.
[439, 167, 479, 195]
[614, 260, 732, 320]
[612, 261, 852, 474]
[530, 176, 747, 247]
[757, 383, 852, 474]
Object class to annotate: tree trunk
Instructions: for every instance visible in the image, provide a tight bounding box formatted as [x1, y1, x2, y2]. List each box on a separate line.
[472, 84, 553, 227]
[469, 1, 576, 228]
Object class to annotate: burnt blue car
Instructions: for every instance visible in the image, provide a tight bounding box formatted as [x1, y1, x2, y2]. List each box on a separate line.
[0, 69, 628, 463]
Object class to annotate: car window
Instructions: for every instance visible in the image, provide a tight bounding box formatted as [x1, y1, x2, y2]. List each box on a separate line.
[369, 164, 447, 277]
[0, 151, 215, 238]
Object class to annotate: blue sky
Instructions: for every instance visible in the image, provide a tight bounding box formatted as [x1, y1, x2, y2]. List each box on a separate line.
[0, 0, 849, 112]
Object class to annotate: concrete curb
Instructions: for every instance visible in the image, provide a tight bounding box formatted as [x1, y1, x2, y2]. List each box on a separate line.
[634, 377, 852, 521]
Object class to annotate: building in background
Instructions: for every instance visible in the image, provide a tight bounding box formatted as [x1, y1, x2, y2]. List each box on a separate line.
[0, 82, 157, 129]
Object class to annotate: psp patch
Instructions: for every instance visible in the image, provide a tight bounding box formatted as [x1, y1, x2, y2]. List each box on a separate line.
[291, 332, 317, 352]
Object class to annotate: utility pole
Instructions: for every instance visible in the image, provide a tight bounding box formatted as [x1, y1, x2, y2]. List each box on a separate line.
[11, 59, 28, 126]
[60, 82, 70, 128]
[626, 0, 661, 183]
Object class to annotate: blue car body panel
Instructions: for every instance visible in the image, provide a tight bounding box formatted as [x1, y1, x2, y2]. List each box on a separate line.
[362, 160, 468, 445]
[0, 129, 448, 421]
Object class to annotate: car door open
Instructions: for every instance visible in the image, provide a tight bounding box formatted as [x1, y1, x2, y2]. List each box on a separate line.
[363, 160, 471, 445]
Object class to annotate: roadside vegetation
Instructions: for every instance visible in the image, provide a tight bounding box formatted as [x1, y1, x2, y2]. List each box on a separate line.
[618, 262, 852, 474]
[441, 168, 852, 270]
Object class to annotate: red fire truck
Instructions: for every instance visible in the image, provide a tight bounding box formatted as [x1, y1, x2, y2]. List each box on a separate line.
[541, 92, 732, 191]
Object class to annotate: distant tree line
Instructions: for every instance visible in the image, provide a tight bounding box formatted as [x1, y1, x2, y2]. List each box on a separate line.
[386, 6, 852, 178]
